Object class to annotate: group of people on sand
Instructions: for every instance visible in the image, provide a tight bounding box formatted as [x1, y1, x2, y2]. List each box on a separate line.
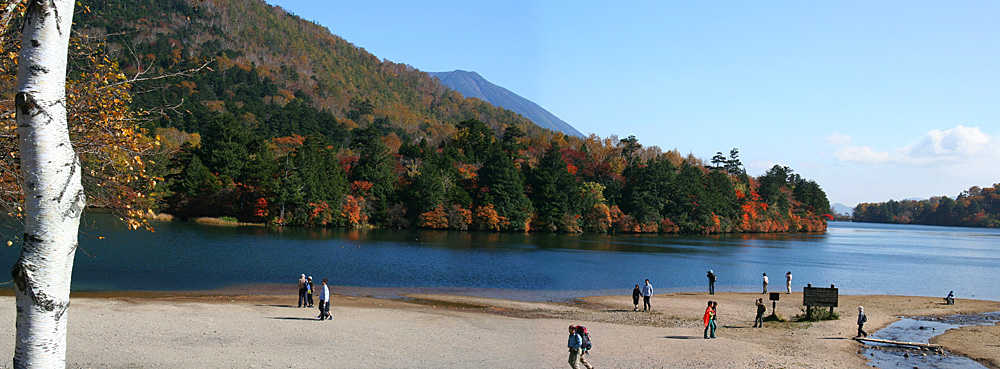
[297, 274, 332, 320]
[704, 270, 794, 295]
[631, 279, 654, 311]
[759, 271, 794, 295]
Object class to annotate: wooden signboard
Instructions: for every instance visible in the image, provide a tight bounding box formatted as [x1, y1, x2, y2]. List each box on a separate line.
[803, 284, 838, 307]
[769, 292, 780, 301]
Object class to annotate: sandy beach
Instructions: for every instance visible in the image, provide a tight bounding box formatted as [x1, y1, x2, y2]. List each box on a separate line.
[0, 291, 996, 368]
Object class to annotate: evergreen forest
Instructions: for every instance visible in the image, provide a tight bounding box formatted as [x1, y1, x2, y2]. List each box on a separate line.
[2, 0, 832, 234]
[853, 184, 1000, 228]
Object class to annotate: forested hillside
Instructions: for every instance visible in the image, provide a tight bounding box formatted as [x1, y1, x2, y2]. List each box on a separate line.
[853, 184, 1000, 228]
[58, 0, 831, 234]
[76, 0, 544, 142]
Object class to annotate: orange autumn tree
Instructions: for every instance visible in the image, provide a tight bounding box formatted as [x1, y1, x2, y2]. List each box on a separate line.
[1, 11, 155, 229]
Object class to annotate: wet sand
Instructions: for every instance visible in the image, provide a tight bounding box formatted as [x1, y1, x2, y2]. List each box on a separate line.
[0, 291, 995, 368]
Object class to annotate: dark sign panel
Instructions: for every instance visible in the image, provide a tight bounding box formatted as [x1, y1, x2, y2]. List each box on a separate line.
[803, 286, 838, 307]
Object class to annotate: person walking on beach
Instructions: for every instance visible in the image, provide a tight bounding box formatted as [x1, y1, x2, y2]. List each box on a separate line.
[707, 270, 716, 295]
[785, 271, 792, 294]
[297, 274, 308, 308]
[641, 279, 653, 311]
[632, 284, 641, 311]
[762, 273, 769, 294]
[753, 298, 766, 328]
[703, 301, 716, 339]
[306, 276, 315, 308]
[567, 325, 583, 369]
[576, 326, 595, 369]
[856, 306, 868, 338]
[711, 301, 719, 336]
[317, 278, 331, 320]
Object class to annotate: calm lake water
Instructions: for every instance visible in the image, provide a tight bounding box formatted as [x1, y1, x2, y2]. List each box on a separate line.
[0, 213, 997, 301]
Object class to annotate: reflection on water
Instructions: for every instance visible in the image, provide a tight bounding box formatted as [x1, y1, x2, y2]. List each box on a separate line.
[1, 214, 998, 301]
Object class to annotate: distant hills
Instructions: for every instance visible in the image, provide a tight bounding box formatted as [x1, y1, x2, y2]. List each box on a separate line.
[430, 70, 584, 137]
[832, 203, 853, 216]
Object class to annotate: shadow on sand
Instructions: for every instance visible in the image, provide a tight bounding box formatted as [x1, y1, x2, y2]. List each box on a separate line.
[257, 304, 302, 308]
[270, 317, 322, 321]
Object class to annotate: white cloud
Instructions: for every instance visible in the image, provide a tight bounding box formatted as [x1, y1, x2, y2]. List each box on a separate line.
[834, 125, 998, 165]
[749, 160, 780, 170]
[826, 133, 852, 146]
[906, 125, 992, 158]
[835, 146, 891, 164]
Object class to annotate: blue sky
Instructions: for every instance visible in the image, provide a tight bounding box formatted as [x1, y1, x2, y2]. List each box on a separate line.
[265, 0, 999, 208]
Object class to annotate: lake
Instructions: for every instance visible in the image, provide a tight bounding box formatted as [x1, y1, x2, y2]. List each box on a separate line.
[1, 213, 997, 301]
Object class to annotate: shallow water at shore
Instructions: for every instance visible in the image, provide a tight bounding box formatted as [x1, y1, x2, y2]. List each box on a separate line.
[863, 312, 1000, 369]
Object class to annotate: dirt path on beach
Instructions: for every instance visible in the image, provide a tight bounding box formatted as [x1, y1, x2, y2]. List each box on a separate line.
[0, 292, 994, 368]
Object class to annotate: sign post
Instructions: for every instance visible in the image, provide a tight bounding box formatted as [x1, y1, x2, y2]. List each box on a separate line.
[768, 292, 780, 314]
[802, 283, 838, 319]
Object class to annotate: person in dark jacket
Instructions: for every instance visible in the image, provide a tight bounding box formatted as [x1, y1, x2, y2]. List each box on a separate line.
[297, 274, 307, 308]
[856, 306, 868, 338]
[707, 270, 716, 295]
[305, 276, 314, 308]
[632, 285, 641, 311]
[753, 298, 766, 327]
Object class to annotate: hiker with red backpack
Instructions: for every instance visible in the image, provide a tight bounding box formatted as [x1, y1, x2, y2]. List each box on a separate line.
[567, 325, 594, 369]
[576, 325, 594, 369]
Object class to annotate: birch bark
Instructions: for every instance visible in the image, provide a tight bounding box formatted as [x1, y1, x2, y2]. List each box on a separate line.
[11, 0, 81, 367]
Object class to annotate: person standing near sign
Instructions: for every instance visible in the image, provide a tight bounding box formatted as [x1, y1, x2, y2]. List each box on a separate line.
[753, 298, 766, 328]
[785, 271, 792, 294]
[762, 273, 769, 294]
[856, 306, 868, 338]
[707, 270, 716, 295]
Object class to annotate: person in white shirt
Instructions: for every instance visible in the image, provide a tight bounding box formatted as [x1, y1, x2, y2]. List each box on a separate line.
[762, 273, 769, 294]
[785, 271, 792, 294]
[641, 279, 653, 311]
[317, 278, 331, 320]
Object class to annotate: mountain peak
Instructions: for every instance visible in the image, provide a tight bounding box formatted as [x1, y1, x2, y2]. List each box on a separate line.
[430, 70, 584, 137]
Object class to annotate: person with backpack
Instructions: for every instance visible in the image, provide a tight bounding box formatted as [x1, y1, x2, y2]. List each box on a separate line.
[567, 325, 583, 369]
[707, 270, 716, 295]
[753, 298, 766, 328]
[856, 306, 868, 338]
[631, 285, 641, 311]
[305, 276, 314, 308]
[576, 326, 594, 369]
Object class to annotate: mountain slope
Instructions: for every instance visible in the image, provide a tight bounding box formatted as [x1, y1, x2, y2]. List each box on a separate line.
[74, 0, 553, 143]
[430, 70, 584, 137]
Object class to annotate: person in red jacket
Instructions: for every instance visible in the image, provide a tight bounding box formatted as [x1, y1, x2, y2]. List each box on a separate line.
[703, 300, 716, 339]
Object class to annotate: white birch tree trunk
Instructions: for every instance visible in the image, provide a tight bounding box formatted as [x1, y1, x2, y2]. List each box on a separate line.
[11, 0, 81, 367]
